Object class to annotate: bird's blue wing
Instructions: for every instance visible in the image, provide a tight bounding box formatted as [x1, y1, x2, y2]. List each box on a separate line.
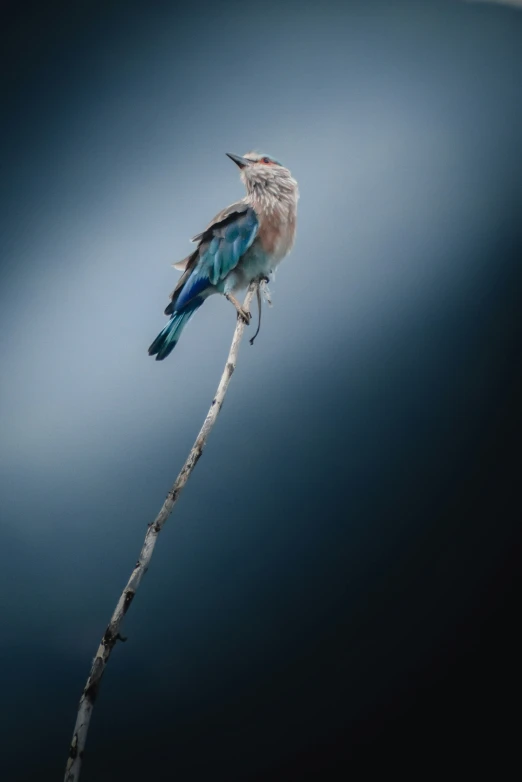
[170, 205, 258, 313]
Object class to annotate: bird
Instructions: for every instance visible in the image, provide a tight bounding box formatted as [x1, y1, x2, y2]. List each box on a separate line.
[148, 151, 299, 360]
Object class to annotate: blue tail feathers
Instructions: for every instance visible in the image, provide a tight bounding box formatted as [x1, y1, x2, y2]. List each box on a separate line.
[148, 301, 202, 360]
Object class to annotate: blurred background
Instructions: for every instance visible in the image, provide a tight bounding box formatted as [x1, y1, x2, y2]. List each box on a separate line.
[1, 0, 521, 779]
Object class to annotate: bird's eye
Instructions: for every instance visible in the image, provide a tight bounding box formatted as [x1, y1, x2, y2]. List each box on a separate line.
[261, 156, 271, 164]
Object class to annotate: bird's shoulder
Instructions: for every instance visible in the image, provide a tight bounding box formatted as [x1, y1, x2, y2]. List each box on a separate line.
[191, 200, 255, 243]
[174, 201, 257, 271]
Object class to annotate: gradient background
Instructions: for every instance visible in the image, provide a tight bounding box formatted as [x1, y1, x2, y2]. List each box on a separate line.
[1, 0, 521, 779]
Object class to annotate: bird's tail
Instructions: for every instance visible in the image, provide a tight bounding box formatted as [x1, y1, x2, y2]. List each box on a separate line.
[148, 301, 202, 360]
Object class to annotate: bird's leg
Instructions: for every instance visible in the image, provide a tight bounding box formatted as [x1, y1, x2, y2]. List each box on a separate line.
[225, 293, 252, 324]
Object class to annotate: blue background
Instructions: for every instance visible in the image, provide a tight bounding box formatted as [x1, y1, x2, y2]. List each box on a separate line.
[1, 0, 521, 779]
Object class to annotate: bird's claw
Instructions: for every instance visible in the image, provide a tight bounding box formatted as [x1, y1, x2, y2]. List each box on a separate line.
[238, 308, 252, 325]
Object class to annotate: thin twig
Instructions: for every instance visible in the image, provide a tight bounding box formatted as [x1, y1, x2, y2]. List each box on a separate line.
[65, 282, 258, 782]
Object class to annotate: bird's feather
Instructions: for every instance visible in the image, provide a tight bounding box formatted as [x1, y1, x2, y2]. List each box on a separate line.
[173, 258, 189, 271]
[190, 201, 251, 243]
[165, 205, 258, 314]
[148, 298, 203, 360]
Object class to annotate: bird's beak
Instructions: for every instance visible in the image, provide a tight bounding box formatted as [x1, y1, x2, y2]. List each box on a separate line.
[226, 153, 251, 169]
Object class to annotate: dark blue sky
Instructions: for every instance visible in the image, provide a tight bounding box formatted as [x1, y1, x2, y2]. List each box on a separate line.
[1, 1, 521, 779]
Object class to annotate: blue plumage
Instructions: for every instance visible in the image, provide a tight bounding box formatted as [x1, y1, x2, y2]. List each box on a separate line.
[174, 269, 210, 311]
[172, 207, 258, 310]
[149, 205, 258, 359]
[148, 299, 203, 361]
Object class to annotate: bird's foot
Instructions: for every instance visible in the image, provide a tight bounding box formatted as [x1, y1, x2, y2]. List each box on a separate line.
[238, 307, 252, 325]
[225, 293, 251, 325]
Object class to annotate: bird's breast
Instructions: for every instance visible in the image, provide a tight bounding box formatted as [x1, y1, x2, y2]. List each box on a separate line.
[257, 211, 296, 263]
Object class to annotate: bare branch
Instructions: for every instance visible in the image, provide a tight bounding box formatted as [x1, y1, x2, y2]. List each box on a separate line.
[65, 282, 258, 782]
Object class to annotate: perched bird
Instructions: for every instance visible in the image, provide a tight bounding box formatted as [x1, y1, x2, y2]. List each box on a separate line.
[148, 152, 299, 360]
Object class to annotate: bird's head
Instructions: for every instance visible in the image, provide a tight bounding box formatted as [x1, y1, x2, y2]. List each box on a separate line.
[226, 151, 297, 201]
